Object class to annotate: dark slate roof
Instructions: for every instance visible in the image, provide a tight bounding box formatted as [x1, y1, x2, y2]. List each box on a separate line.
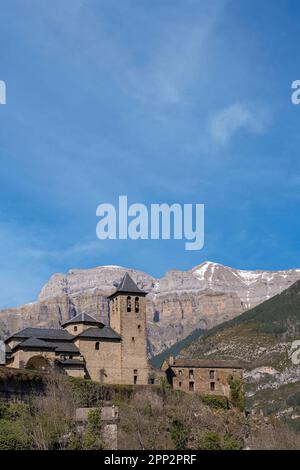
[108, 273, 147, 298]
[49, 342, 80, 354]
[76, 326, 121, 340]
[56, 359, 85, 367]
[170, 358, 243, 369]
[14, 337, 80, 354]
[18, 337, 55, 350]
[62, 312, 104, 327]
[7, 327, 73, 342]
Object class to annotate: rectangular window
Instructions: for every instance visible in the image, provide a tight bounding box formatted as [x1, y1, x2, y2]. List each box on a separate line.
[189, 381, 194, 391]
[178, 369, 182, 376]
[210, 382, 215, 391]
[189, 369, 194, 379]
[134, 376, 137, 385]
[209, 370, 215, 379]
[179, 381, 182, 387]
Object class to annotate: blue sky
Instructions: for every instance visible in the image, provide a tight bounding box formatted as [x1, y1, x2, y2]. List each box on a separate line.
[1, 0, 300, 308]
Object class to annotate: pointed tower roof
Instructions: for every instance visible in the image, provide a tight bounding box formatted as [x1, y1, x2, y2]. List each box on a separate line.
[62, 312, 104, 327]
[108, 273, 147, 299]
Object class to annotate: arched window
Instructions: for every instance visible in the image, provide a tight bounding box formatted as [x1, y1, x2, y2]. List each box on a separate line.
[135, 297, 139, 313]
[95, 342, 100, 350]
[127, 296, 131, 312]
[74, 326, 77, 332]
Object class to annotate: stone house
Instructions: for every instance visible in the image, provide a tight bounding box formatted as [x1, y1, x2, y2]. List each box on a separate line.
[162, 356, 243, 398]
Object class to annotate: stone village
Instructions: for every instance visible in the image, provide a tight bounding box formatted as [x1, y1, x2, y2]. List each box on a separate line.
[2, 273, 243, 398]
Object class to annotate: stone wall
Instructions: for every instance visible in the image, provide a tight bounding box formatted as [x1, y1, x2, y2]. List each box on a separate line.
[75, 337, 122, 383]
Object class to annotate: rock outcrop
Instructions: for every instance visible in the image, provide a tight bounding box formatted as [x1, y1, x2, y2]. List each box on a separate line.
[1, 262, 300, 356]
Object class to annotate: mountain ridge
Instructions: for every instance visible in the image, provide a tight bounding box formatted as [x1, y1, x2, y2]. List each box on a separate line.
[1, 261, 300, 356]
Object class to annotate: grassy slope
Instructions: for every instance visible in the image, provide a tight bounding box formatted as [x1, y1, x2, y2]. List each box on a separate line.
[192, 279, 300, 342]
[153, 280, 300, 364]
[183, 280, 300, 357]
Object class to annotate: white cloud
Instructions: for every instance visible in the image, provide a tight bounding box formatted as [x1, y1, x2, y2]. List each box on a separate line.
[209, 103, 269, 145]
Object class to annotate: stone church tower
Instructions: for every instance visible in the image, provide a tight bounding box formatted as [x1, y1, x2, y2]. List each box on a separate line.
[108, 273, 149, 385]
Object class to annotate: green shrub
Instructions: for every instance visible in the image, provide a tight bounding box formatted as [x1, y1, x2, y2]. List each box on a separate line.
[0, 419, 32, 450]
[264, 402, 281, 416]
[228, 376, 245, 411]
[287, 391, 300, 409]
[81, 407, 104, 450]
[170, 420, 190, 450]
[67, 432, 83, 450]
[201, 395, 229, 409]
[0, 401, 30, 420]
[258, 323, 287, 335]
[198, 431, 221, 450]
[222, 432, 243, 450]
[69, 377, 134, 406]
[284, 417, 300, 434]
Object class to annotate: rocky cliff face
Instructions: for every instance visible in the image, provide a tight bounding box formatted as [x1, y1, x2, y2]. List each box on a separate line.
[1, 262, 300, 356]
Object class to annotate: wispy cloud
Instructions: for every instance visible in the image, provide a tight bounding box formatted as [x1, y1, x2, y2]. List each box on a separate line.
[209, 103, 270, 145]
[120, 1, 227, 107]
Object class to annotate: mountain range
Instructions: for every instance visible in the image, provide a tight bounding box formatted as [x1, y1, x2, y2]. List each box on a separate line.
[1, 261, 300, 356]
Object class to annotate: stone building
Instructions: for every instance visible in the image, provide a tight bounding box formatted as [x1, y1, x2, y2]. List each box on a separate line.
[4, 273, 150, 385]
[162, 356, 243, 398]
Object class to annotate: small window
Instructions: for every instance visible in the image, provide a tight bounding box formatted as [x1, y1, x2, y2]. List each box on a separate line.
[135, 297, 140, 313]
[189, 369, 194, 379]
[74, 326, 77, 332]
[134, 369, 138, 374]
[189, 381, 194, 391]
[134, 376, 137, 385]
[209, 370, 215, 379]
[137, 324, 141, 330]
[127, 296, 131, 312]
[210, 382, 215, 391]
[179, 381, 182, 387]
[95, 342, 100, 350]
[132, 336, 135, 342]
[178, 370, 182, 376]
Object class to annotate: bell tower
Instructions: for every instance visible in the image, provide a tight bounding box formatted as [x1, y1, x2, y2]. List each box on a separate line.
[108, 273, 149, 385]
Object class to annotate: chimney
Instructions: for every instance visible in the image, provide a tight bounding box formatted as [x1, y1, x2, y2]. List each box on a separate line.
[0, 340, 6, 366]
[168, 355, 175, 366]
